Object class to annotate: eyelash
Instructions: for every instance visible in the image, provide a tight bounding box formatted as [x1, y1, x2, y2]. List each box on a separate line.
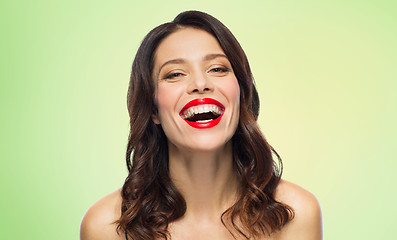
[210, 67, 230, 73]
[164, 72, 184, 79]
[163, 67, 230, 80]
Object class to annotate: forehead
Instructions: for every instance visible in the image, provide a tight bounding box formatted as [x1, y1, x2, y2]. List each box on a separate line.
[153, 27, 225, 65]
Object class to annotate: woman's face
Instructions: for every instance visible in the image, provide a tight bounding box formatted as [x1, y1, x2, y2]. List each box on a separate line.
[152, 27, 240, 152]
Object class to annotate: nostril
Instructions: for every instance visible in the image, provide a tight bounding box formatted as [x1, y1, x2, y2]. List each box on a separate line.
[190, 87, 211, 93]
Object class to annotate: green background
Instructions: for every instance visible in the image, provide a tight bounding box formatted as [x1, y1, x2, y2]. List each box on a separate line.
[1, 0, 396, 239]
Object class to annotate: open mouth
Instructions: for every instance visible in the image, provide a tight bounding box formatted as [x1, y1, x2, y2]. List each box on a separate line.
[182, 104, 223, 122]
[180, 98, 225, 128]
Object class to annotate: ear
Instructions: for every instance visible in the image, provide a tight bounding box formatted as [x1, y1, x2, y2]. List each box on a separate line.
[152, 114, 161, 125]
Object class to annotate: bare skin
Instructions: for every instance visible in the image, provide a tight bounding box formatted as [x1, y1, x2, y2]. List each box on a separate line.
[80, 179, 322, 240]
[80, 28, 322, 239]
[81, 140, 322, 239]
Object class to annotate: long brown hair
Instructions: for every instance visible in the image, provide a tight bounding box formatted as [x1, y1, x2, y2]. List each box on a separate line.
[117, 10, 294, 239]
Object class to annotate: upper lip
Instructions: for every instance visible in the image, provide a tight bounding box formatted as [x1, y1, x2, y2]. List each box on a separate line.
[180, 98, 225, 117]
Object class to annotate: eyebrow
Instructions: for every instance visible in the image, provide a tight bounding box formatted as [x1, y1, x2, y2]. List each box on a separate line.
[204, 53, 228, 61]
[156, 53, 229, 77]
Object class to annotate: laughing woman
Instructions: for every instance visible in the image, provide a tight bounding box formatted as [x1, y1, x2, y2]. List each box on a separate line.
[80, 11, 322, 240]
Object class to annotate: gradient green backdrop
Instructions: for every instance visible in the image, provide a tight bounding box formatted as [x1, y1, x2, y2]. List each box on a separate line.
[1, 0, 396, 239]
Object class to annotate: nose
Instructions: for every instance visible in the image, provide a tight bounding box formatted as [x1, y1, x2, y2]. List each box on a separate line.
[187, 71, 214, 94]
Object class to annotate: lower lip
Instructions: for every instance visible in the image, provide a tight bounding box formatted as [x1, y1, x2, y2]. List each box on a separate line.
[183, 113, 224, 129]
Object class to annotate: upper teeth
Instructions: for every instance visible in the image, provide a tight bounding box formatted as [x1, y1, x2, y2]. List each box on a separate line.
[183, 104, 222, 119]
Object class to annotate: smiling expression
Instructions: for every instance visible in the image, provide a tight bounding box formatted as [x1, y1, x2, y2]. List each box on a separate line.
[152, 27, 240, 152]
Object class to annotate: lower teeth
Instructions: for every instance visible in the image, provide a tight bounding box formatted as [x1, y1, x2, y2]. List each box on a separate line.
[195, 119, 213, 123]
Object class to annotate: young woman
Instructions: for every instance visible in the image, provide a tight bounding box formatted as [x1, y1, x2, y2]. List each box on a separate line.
[80, 11, 322, 240]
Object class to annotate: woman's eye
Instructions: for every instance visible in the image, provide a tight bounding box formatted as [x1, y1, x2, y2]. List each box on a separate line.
[210, 67, 229, 73]
[165, 72, 183, 79]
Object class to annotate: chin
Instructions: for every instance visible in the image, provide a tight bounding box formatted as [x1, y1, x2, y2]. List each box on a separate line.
[181, 134, 233, 153]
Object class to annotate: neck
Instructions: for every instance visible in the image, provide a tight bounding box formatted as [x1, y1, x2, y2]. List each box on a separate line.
[168, 141, 239, 221]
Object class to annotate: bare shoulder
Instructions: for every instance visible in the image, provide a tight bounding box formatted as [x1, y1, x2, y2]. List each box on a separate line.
[273, 179, 323, 240]
[80, 189, 124, 240]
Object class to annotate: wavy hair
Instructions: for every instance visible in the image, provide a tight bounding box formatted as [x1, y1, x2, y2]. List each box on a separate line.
[116, 10, 294, 240]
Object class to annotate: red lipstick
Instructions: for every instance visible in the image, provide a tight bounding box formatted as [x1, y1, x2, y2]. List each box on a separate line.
[180, 98, 225, 129]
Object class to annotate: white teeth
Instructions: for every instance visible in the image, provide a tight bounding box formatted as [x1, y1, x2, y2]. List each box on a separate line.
[196, 119, 213, 123]
[182, 104, 222, 119]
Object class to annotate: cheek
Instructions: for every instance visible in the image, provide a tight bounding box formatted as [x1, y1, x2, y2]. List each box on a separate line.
[224, 78, 241, 104]
[155, 83, 183, 118]
[156, 86, 171, 116]
[234, 82, 241, 103]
